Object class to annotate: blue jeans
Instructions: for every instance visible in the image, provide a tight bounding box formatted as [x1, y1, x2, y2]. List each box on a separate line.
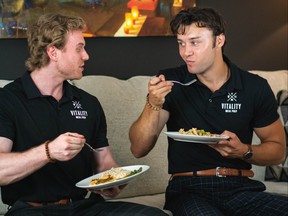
[164, 176, 288, 216]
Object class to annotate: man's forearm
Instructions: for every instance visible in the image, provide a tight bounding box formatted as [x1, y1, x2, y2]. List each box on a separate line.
[0, 144, 48, 186]
[129, 106, 162, 158]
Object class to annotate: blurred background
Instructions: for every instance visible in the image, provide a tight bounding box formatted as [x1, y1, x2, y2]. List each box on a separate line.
[0, 0, 287, 80]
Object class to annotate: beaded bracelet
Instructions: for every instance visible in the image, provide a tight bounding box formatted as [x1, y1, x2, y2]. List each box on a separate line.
[146, 94, 162, 111]
[45, 140, 56, 163]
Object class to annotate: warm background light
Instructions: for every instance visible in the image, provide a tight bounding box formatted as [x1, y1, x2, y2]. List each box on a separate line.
[131, 6, 139, 19]
[125, 13, 133, 28]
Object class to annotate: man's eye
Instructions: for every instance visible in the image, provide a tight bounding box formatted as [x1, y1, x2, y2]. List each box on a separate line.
[178, 42, 185, 47]
[192, 41, 199, 46]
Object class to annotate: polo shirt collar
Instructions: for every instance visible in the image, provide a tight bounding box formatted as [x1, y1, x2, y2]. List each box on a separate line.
[21, 71, 80, 100]
[21, 71, 42, 99]
[64, 81, 81, 100]
[223, 55, 243, 92]
[182, 55, 244, 92]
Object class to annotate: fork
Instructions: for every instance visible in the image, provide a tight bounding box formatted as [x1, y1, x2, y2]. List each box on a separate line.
[85, 142, 103, 152]
[167, 79, 197, 86]
[68, 133, 102, 152]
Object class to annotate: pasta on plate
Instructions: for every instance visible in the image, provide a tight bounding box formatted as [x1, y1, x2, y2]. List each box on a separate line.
[89, 167, 142, 185]
[179, 128, 216, 137]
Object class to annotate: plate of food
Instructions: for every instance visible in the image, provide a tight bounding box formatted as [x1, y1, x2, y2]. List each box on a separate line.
[164, 128, 229, 144]
[76, 165, 149, 190]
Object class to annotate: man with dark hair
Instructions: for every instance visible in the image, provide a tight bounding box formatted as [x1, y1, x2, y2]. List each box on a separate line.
[129, 7, 288, 216]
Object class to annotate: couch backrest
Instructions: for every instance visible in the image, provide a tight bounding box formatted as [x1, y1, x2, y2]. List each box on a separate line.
[0, 70, 287, 200]
[72, 71, 288, 191]
[72, 76, 170, 198]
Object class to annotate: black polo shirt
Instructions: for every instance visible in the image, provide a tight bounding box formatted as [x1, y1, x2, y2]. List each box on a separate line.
[159, 56, 278, 174]
[0, 71, 108, 205]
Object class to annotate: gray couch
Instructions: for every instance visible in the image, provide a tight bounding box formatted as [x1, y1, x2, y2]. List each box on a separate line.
[0, 70, 287, 215]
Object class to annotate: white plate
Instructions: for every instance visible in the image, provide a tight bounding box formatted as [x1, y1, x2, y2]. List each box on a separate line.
[76, 165, 149, 190]
[164, 132, 229, 144]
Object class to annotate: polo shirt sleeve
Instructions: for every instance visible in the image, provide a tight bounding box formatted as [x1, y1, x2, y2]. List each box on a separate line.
[0, 88, 15, 141]
[252, 79, 279, 128]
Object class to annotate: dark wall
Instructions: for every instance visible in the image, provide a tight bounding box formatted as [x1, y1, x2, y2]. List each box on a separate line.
[197, 0, 287, 71]
[0, 0, 287, 80]
[0, 36, 184, 80]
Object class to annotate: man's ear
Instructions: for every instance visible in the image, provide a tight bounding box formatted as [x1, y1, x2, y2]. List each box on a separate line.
[47, 45, 57, 61]
[216, 33, 225, 48]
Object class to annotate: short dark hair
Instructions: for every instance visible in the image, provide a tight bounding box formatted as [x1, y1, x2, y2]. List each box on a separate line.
[170, 7, 226, 37]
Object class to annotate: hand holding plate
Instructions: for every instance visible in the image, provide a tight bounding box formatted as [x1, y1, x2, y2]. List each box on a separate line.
[208, 130, 247, 159]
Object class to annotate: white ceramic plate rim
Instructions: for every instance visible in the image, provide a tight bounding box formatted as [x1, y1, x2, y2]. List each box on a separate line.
[75, 165, 150, 190]
[164, 132, 229, 144]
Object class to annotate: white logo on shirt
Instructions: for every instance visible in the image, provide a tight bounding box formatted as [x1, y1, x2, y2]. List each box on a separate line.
[227, 92, 237, 102]
[221, 92, 241, 113]
[73, 101, 82, 109]
[70, 101, 88, 119]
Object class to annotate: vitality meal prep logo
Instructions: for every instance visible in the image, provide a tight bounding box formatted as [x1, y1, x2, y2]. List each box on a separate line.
[221, 92, 241, 113]
[70, 101, 88, 119]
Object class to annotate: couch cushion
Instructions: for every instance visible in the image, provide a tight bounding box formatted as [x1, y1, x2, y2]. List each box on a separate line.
[72, 76, 170, 198]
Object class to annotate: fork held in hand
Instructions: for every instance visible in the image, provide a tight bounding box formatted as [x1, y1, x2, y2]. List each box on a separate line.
[67, 133, 102, 152]
[167, 79, 197, 86]
[85, 142, 102, 152]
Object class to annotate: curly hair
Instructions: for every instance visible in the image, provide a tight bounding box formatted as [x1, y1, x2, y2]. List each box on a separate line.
[25, 13, 86, 71]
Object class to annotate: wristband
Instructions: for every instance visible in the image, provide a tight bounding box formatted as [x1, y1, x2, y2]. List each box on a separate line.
[146, 94, 162, 111]
[45, 140, 56, 163]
